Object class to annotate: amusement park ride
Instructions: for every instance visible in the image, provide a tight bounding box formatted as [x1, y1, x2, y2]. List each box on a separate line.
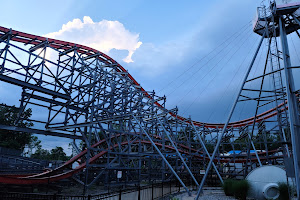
[0, 0, 300, 199]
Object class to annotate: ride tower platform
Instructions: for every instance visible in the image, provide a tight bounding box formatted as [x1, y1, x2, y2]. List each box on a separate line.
[250, 1, 300, 199]
[253, 1, 300, 37]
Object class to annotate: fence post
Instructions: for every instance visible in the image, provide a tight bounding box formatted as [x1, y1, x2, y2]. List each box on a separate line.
[53, 193, 57, 200]
[152, 183, 154, 200]
[88, 194, 91, 200]
[162, 182, 164, 197]
[119, 188, 121, 200]
[138, 185, 141, 200]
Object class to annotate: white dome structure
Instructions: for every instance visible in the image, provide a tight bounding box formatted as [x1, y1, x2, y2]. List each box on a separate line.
[246, 165, 287, 200]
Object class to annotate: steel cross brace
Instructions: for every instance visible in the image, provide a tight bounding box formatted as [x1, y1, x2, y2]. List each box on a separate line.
[155, 114, 199, 186]
[132, 115, 192, 196]
[87, 141, 135, 187]
[245, 131, 263, 166]
[195, 31, 266, 199]
[189, 121, 223, 184]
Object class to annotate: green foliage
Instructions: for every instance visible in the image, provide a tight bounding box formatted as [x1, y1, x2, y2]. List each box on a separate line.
[29, 136, 42, 149]
[256, 132, 281, 151]
[222, 179, 235, 196]
[50, 146, 68, 160]
[222, 179, 250, 199]
[205, 143, 214, 153]
[278, 182, 290, 200]
[230, 131, 281, 152]
[0, 104, 70, 161]
[31, 148, 51, 160]
[0, 104, 33, 150]
[232, 180, 250, 200]
[32, 146, 70, 161]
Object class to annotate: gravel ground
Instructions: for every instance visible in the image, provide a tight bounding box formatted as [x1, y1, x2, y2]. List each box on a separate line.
[172, 187, 235, 200]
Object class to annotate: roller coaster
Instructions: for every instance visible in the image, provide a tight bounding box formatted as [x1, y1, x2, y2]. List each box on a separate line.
[0, 1, 300, 199]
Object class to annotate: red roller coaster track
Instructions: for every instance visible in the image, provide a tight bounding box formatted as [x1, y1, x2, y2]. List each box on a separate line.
[0, 133, 282, 185]
[0, 26, 289, 185]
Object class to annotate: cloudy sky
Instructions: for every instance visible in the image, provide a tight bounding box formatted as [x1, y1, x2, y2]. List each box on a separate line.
[1, 0, 300, 154]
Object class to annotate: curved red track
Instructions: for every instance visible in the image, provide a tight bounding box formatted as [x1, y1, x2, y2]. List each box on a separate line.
[0, 26, 288, 184]
[0, 135, 282, 184]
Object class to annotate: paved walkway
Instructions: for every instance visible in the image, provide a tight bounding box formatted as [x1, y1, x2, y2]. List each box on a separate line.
[172, 187, 235, 200]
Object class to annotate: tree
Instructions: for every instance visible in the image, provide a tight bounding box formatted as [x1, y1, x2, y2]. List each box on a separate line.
[31, 146, 70, 161]
[0, 104, 33, 150]
[50, 146, 68, 161]
[29, 135, 42, 150]
[23, 135, 42, 157]
[31, 147, 51, 160]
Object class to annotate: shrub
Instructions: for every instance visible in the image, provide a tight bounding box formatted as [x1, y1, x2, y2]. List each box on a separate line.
[232, 180, 250, 200]
[222, 179, 235, 196]
[278, 182, 290, 200]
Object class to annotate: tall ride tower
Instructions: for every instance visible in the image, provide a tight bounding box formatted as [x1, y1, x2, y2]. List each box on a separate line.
[196, 1, 300, 199]
[253, 0, 300, 197]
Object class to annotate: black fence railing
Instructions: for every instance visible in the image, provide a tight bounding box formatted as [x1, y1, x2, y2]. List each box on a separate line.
[0, 181, 190, 200]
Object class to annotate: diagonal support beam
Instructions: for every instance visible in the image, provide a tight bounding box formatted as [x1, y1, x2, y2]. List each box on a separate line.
[189, 121, 223, 184]
[292, 14, 300, 27]
[155, 114, 199, 186]
[71, 141, 81, 155]
[133, 115, 191, 196]
[195, 31, 266, 199]
[87, 144, 132, 187]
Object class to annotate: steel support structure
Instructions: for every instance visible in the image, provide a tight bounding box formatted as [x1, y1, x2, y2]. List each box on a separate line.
[0, 3, 299, 196]
[196, 31, 266, 199]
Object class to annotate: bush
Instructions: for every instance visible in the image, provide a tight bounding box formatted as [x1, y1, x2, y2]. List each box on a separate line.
[222, 179, 234, 196]
[278, 182, 290, 200]
[232, 180, 250, 200]
[222, 179, 250, 199]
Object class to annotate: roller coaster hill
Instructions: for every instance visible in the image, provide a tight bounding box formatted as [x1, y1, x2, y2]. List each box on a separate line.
[0, 1, 300, 199]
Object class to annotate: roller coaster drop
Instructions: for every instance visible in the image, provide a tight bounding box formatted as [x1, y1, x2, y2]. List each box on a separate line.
[0, 1, 300, 199]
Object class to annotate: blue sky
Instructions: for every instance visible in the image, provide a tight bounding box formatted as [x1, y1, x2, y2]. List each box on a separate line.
[1, 0, 300, 154]
[1, 0, 223, 42]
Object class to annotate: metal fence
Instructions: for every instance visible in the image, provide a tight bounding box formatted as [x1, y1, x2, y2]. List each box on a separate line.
[0, 181, 188, 200]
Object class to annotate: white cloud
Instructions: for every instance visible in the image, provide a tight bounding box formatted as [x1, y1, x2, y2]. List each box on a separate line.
[44, 16, 142, 63]
[130, 41, 196, 76]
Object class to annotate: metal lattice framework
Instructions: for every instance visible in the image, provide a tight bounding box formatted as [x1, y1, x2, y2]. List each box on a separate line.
[0, 1, 299, 199]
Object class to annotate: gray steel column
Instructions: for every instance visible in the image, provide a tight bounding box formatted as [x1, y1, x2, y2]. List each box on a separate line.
[133, 115, 192, 196]
[279, 17, 300, 198]
[195, 32, 266, 200]
[84, 71, 97, 194]
[155, 114, 199, 186]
